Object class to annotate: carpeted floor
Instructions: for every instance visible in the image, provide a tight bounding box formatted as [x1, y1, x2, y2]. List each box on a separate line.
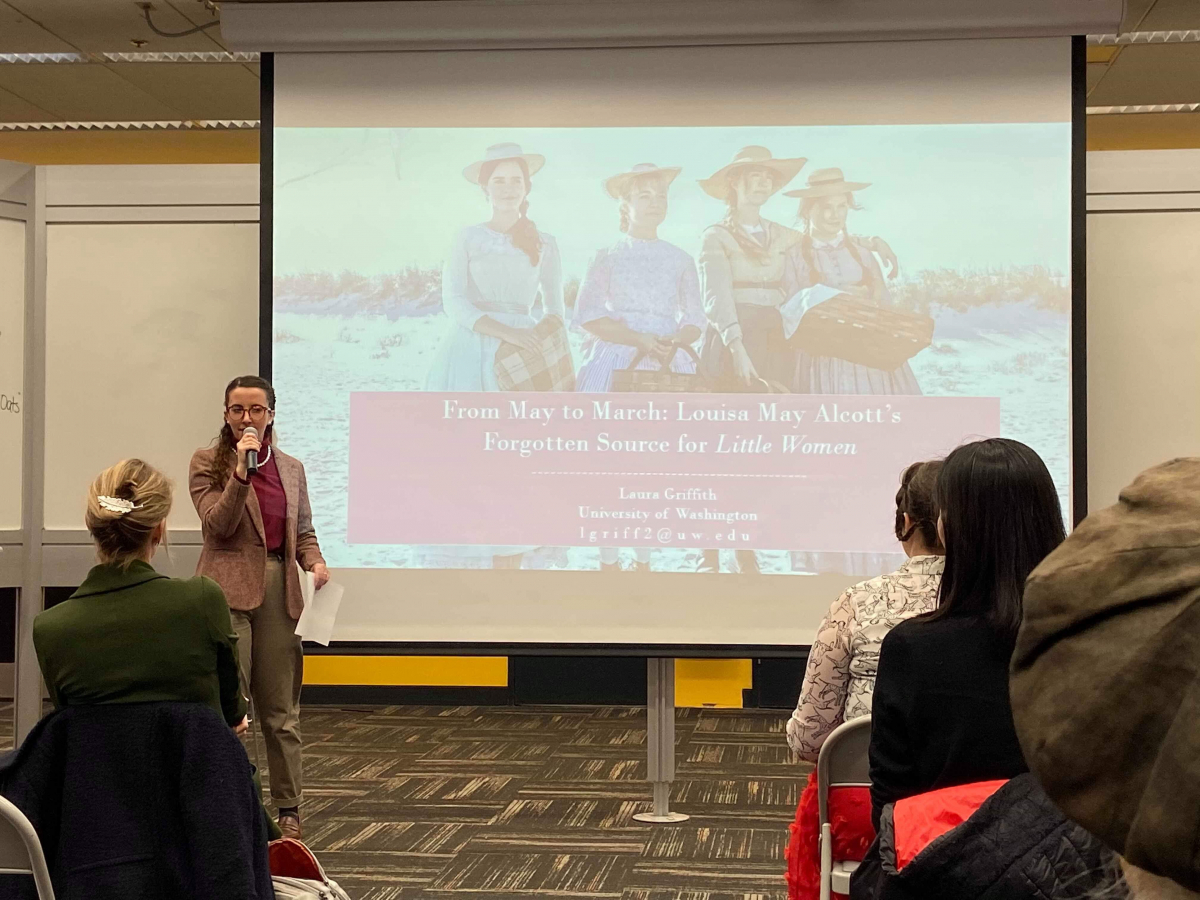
[1, 703, 807, 899]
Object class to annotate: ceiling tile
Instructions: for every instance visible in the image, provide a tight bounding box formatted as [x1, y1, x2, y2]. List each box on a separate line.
[3, 0, 227, 53]
[0, 3, 77, 52]
[107, 63, 259, 120]
[0, 83, 60, 122]
[1120, 0, 1161, 31]
[1138, 0, 1200, 31]
[1087, 44, 1200, 106]
[1086, 62, 1110, 94]
[0, 64, 186, 120]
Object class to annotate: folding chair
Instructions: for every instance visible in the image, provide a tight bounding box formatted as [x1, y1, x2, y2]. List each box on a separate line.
[0, 794, 54, 899]
[817, 715, 872, 900]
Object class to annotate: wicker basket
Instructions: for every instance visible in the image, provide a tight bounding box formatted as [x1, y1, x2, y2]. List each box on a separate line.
[612, 344, 709, 393]
[794, 295, 935, 371]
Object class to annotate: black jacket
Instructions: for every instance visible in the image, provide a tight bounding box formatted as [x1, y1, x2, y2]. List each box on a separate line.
[850, 774, 1115, 900]
[0, 702, 273, 900]
[868, 614, 1028, 830]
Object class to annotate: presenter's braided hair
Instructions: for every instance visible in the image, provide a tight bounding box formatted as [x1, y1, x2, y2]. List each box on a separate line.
[478, 158, 542, 267]
[212, 375, 276, 487]
[894, 459, 944, 551]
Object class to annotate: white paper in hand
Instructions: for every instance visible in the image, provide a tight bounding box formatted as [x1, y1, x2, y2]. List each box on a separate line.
[294, 566, 344, 646]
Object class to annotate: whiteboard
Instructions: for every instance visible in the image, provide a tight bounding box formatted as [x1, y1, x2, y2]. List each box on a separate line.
[44, 223, 258, 530]
[0, 218, 23, 530]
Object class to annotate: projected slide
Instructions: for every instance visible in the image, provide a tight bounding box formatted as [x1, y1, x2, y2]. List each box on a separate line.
[273, 124, 1071, 577]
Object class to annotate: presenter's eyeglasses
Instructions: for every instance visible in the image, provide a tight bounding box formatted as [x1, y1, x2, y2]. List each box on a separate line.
[226, 405, 272, 419]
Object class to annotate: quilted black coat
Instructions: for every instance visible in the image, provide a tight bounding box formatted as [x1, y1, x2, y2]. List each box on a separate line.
[850, 774, 1118, 900]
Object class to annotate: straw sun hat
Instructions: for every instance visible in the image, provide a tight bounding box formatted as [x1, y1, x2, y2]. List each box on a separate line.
[603, 163, 682, 199]
[783, 167, 871, 199]
[462, 142, 545, 185]
[698, 145, 807, 200]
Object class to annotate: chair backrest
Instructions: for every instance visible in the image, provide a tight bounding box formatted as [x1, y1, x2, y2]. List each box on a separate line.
[816, 715, 872, 828]
[0, 795, 55, 899]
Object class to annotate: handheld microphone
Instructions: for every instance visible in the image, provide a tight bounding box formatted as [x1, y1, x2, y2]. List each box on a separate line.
[244, 426, 259, 477]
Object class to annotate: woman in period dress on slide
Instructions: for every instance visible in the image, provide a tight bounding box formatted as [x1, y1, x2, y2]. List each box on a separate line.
[781, 167, 916, 395]
[782, 168, 913, 577]
[573, 162, 706, 572]
[424, 142, 564, 569]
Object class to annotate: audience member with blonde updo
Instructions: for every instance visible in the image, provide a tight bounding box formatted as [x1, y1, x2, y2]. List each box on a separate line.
[33, 458, 247, 730]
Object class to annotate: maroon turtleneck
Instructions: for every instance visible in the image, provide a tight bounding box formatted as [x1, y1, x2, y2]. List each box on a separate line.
[234, 445, 286, 553]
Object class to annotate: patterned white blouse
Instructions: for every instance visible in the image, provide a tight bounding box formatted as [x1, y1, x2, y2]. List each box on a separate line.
[786, 555, 944, 761]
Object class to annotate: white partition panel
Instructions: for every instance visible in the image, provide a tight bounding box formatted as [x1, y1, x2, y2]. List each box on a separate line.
[1086, 150, 1200, 510]
[45, 222, 258, 531]
[0, 217, 24, 532]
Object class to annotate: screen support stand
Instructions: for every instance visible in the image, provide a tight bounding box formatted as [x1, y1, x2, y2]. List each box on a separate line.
[633, 657, 689, 824]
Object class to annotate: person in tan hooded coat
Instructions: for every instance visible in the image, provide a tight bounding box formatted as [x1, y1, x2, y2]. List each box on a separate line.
[1012, 456, 1200, 898]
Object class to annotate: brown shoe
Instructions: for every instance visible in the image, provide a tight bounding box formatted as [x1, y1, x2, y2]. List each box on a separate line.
[278, 813, 302, 840]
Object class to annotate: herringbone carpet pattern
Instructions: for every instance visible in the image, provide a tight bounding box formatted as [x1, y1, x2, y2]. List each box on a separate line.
[1, 703, 806, 899]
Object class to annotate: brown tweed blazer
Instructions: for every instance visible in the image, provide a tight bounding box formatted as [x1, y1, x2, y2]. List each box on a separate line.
[188, 445, 325, 620]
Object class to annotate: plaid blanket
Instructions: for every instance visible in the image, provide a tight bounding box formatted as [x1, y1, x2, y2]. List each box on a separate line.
[493, 315, 576, 392]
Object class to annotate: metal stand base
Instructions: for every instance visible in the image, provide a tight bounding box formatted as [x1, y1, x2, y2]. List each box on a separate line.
[633, 658, 690, 824]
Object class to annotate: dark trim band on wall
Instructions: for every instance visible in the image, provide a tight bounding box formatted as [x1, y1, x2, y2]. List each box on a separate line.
[1070, 34, 1088, 526]
[259, 52, 275, 382]
[301, 684, 513, 706]
[304, 641, 807, 659]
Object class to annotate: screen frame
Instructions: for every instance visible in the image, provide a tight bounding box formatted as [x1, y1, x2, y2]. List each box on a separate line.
[258, 38, 1088, 658]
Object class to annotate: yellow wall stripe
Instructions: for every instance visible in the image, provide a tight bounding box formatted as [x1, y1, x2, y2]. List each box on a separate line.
[304, 655, 508, 687]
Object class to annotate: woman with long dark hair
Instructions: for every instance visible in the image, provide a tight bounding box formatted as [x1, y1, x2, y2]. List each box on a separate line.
[866, 438, 1064, 826]
[848, 438, 1065, 899]
[189, 374, 328, 840]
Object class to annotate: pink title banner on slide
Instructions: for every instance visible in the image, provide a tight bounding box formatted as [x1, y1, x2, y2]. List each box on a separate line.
[349, 392, 1000, 553]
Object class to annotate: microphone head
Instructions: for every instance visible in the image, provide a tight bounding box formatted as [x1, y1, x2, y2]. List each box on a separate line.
[244, 426, 259, 440]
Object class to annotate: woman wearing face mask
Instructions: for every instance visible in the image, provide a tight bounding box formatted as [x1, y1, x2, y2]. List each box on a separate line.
[424, 142, 564, 571]
[781, 168, 915, 395]
[573, 162, 705, 572]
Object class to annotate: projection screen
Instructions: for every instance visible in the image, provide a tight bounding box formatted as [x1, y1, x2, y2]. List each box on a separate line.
[267, 35, 1080, 649]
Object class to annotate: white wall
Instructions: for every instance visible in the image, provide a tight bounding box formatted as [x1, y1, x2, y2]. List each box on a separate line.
[1086, 150, 1200, 510]
[39, 165, 258, 584]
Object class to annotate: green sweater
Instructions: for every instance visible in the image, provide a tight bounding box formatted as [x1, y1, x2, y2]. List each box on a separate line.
[34, 561, 246, 726]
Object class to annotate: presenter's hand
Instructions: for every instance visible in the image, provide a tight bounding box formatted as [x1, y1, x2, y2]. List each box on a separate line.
[502, 326, 541, 355]
[310, 563, 331, 591]
[729, 341, 759, 385]
[234, 430, 262, 481]
[233, 716, 249, 736]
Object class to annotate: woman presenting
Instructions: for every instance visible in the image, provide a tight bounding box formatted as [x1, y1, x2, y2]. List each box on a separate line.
[189, 374, 328, 840]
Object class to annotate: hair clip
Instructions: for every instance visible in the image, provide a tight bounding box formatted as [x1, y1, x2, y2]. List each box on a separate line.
[97, 496, 138, 515]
